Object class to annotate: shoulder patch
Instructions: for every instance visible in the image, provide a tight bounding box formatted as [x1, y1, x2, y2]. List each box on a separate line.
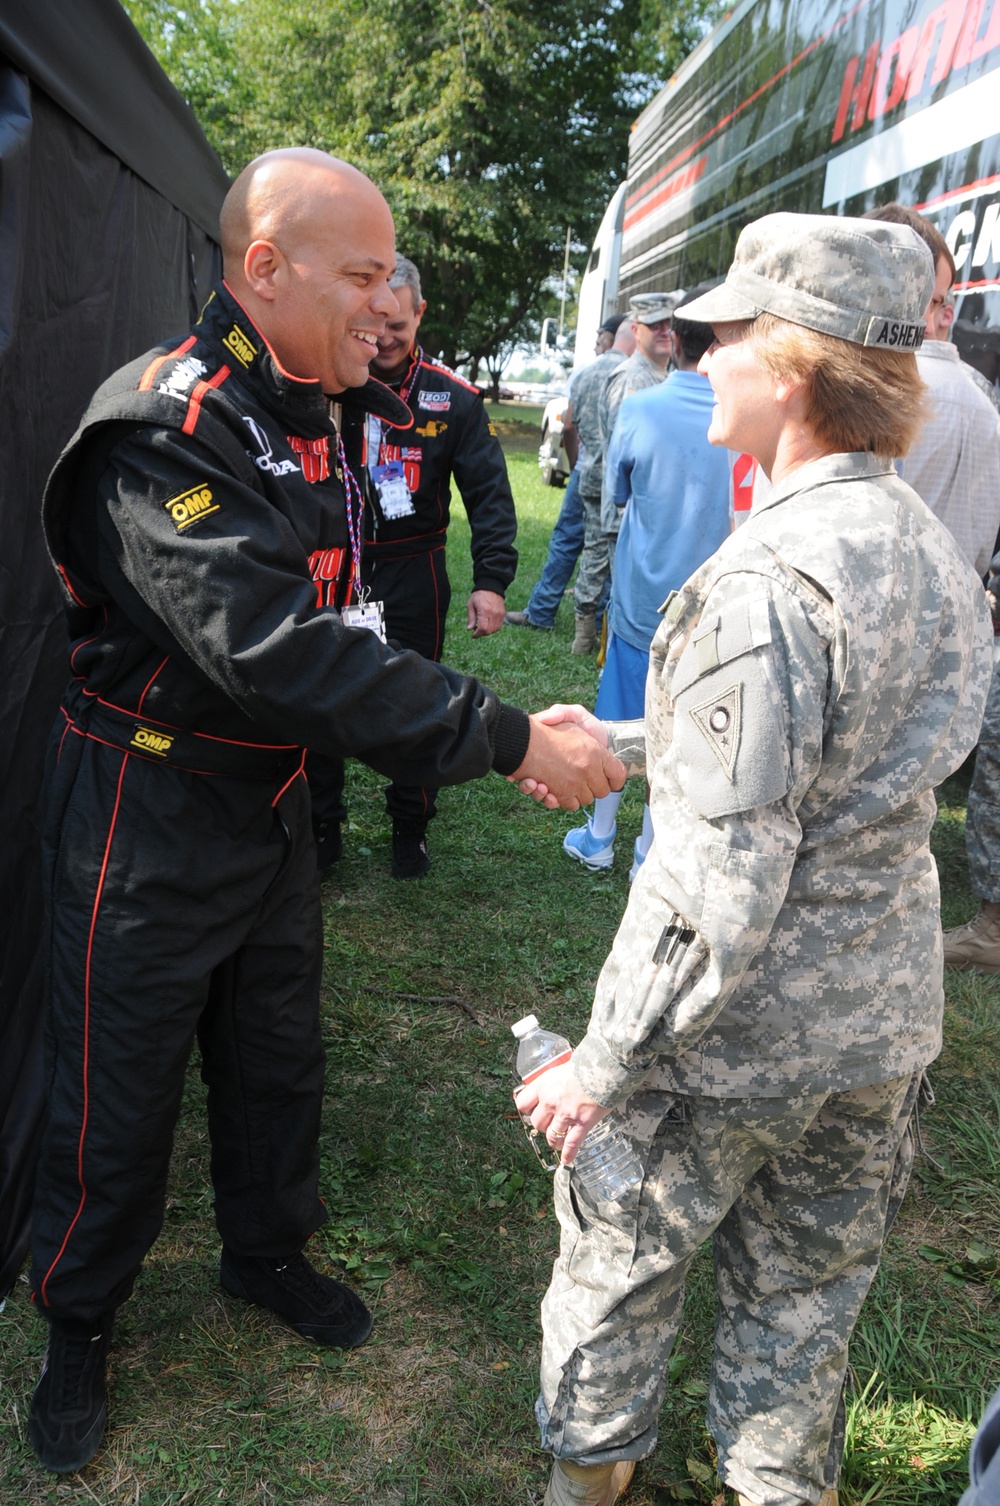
[165, 482, 220, 532]
[688, 683, 742, 782]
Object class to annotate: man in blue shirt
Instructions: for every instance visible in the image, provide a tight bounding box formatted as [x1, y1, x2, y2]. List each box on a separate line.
[563, 295, 731, 877]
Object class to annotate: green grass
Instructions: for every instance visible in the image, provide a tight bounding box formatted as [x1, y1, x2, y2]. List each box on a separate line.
[2, 451, 999, 1504]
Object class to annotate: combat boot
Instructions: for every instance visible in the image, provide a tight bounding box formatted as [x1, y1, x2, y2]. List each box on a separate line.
[942, 901, 1000, 971]
[572, 612, 597, 655]
[544, 1458, 635, 1505]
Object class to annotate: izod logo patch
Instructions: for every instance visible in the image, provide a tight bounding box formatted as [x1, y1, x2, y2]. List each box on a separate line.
[165, 483, 219, 531]
[130, 725, 174, 758]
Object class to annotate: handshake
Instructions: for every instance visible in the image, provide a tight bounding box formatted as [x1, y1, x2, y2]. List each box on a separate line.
[508, 703, 626, 811]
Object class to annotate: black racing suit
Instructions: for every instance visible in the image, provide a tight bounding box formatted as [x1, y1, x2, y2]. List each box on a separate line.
[308, 346, 518, 832]
[34, 283, 529, 1324]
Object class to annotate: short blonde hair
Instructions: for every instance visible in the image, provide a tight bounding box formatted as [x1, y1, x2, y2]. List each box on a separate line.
[747, 313, 928, 457]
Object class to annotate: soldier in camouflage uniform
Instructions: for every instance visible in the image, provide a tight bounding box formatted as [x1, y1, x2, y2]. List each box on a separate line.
[514, 213, 993, 1506]
[572, 296, 672, 654]
[566, 325, 634, 653]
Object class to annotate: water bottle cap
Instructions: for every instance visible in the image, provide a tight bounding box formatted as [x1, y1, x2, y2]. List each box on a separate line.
[511, 1013, 539, 1038]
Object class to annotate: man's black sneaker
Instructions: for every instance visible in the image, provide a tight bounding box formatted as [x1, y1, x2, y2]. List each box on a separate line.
[29, 1316, 113, 1473]
[314, 819, 343, 878]
[220, 1250, 373, 1348]
[391, 822, 430, 880]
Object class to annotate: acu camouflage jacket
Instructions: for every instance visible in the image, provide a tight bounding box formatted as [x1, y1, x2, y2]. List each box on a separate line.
[573, 452, 992, 1104]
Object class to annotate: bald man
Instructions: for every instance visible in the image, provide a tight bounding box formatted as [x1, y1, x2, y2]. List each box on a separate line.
[28, 148, 622, 1474]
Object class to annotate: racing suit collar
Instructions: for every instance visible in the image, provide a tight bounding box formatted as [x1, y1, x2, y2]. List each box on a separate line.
[198, 284, 412, 431]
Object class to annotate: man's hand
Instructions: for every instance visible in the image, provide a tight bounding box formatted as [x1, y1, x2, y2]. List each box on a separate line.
[513, 1059, 611, 1166]
[467, 589, 506, 637]
[509, 711, 625, 810]
[532, 702, 609, 745]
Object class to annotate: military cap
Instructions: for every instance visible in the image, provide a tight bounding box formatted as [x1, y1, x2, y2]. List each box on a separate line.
[599, 312, 628, 336]
[680, 213, 934, 350]
[628, 292, 679, 325]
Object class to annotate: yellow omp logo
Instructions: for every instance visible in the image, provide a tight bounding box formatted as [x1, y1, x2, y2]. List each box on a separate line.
[130, 725, 174, 758]
[415, 420, 447, 438]
[165, 483, 219, 531]
[222, 324, 257, 366]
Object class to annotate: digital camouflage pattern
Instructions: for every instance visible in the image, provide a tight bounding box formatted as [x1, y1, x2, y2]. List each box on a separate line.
[571, 351, 624, 503]
[966, 660, 1000, 902]
[540, 453, 989, 1502]
[568, 350, 625, 615]
[628, 292, 679, 325]
[537, 214, 986, 1504]
[538, 1072, 921, 1499]
[575, 452, 991, 1106]
[598, 350, 668, 536]
[679, 213, 933, 348]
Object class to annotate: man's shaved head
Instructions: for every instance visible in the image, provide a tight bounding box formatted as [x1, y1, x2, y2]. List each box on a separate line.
[220, 149, 388, 277]
[218, 148, 399, 393]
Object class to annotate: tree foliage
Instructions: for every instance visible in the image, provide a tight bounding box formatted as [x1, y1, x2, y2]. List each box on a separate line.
[121, 0, 718, 368]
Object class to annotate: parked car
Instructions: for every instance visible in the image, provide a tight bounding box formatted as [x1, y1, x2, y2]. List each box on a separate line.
[538, 395, 570, 487]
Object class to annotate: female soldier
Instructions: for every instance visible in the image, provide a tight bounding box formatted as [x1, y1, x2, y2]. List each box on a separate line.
[515, 214, 993, 1506]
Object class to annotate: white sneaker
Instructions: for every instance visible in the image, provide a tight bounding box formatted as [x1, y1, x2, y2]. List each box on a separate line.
[563, 819, 615, 871]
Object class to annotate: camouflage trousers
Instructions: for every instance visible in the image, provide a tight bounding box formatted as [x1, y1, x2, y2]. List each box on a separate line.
[538, 1071, 921, 1506]
[967, 658, 1000, 902]
[573, 490, 611, 614]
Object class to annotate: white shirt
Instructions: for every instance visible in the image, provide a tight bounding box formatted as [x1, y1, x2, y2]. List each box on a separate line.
[903, 340, 1000, 578]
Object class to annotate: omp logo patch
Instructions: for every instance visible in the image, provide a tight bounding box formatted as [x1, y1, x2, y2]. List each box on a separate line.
[130, 725, 174, 758]
[165, 483, 220, 531]
[222, 324, 257, 367]
[415, 420, 447, 438]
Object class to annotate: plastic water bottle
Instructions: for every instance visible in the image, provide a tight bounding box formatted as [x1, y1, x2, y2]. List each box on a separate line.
[511, 1013, 643, 1201]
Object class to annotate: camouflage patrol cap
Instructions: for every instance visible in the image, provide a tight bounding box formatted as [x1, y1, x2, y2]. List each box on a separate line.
[628, 292, 680, 325]
[679, 213, 934, 350]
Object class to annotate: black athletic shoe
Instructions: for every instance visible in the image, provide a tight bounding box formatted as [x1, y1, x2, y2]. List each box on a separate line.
[391, 821, 430, 880]
[220, 1250, 373, 1348]
[29, 1316, 114, 1474]
[314, 819, 343, 878]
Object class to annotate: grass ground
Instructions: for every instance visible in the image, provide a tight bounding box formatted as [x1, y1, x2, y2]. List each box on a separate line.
[1, 448, 998, 1504]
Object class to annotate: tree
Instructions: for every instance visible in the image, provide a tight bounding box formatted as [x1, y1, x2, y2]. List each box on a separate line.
[121, 0, 719, 371]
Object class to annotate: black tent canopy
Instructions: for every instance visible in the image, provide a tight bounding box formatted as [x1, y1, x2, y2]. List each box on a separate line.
[0, 0, 228, 1299]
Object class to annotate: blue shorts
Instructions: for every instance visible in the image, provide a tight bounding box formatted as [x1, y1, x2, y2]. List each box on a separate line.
[595, 633, 648, 721]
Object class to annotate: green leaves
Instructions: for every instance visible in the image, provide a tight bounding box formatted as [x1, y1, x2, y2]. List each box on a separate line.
[919, 1241, 1000, 1288]
[119, 0, 718, 369]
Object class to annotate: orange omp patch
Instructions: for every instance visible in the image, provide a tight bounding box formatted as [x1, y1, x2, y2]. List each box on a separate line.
[130, 725, 174, 758]
[415, 419, 447, 438]
[222, 324, 257, 367]
[165, 483, 220, 531]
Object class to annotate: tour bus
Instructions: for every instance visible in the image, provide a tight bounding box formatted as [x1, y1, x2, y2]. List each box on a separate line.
[569, 0, 1000, 508]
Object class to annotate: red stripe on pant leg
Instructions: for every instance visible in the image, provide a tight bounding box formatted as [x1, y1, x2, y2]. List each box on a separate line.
[427, 549, 445, 660]
[40, 752, 130, 1308]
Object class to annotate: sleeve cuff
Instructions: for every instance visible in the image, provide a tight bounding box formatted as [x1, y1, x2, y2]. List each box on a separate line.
[490, 703, 531, 776]
[571, 1031, 650, 1108]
